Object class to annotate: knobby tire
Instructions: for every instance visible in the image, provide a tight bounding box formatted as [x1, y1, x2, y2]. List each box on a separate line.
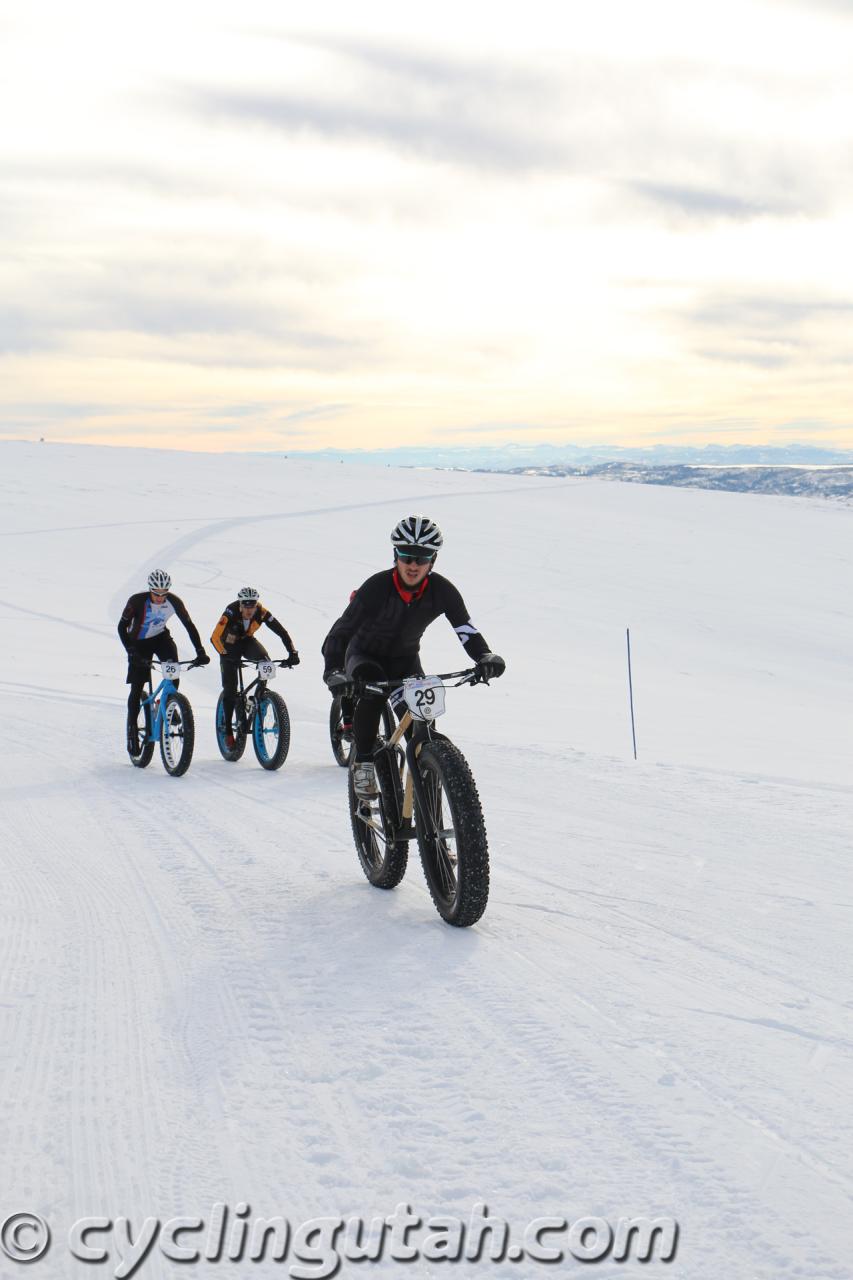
[253, 690, 290, 771]
[415, 738, 489, 927]
[348, 747, 409, 889]
[159, 693, 195, 777]
[216, 692, 247, 762]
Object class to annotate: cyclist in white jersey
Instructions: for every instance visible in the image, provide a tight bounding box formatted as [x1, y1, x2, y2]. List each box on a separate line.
[118, 569, 210, 744]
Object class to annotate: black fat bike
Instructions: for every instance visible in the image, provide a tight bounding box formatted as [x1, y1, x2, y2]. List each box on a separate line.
[216, 657, 293, 771]
[347, 667, 491, 927]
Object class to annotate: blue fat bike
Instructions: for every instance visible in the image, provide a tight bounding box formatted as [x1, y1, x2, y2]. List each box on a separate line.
[126, 658, 200, 776]
[216, 657, 293, 771]
[347, 667, 491, 927]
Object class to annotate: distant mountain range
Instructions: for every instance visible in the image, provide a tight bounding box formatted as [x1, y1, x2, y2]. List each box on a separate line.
[295, 441, 853, 468]
[290, 442, 853, 499]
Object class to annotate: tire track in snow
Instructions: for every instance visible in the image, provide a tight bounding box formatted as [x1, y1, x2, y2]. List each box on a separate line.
[108, 481, 562, 617]
[461, 916, 851, 1279]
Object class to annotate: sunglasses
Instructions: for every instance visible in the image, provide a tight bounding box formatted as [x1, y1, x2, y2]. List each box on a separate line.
[240, 600, 258, 607]
[151, 591, 167, 599]
[396, 549, 436, 565]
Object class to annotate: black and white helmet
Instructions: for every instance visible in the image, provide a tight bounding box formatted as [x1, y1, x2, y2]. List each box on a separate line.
[148, 569, 171, 592]
[391, 515, 443, 554]
[237, 586, 260, 603]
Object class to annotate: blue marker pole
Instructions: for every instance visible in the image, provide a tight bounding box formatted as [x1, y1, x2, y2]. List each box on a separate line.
[626, 628, 638, 760]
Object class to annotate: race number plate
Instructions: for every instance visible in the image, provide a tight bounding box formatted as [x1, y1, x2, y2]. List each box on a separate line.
[258, 660, 276, 680]
[161, 661, 180, 680]
[402, 675, 446, 721]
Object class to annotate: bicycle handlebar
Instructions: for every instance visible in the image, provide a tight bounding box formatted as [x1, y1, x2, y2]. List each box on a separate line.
[131, 657, 201, 670]
[352, 667, 483, 695]
[221, 657, 295, 669]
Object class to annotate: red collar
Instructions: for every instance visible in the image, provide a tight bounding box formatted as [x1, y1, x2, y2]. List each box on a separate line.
[392, 567, 430, 603]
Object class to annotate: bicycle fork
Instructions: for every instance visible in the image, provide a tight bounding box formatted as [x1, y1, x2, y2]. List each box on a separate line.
[404, 737, 445, 851]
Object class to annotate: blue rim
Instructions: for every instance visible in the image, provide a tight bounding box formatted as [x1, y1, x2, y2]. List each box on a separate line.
[253, 698, 279, 761]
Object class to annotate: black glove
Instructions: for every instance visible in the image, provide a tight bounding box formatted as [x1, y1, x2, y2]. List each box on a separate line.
[476, 652, 506, 682]
[287, 651, 301, 667]
[324, 669, 350, 692]
[193, 650, 211, 667]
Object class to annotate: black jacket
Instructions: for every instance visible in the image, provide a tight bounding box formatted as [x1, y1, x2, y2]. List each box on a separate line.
[211, 602, 295, 655]
[118, 592, 204, 653]
[322, 569, 490, 672]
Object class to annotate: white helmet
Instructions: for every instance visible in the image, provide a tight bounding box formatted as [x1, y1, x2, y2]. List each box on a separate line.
[148, 569, 171, 592]
[391, 515, 443, 554]
[237, 586, 260, 603]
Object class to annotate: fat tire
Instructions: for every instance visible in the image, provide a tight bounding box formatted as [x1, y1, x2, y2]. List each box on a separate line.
[330, 697, 395, 767]
[329, 694, 352, 767]
[253, 691, 290, 770]
[348, 748, 409, 889]
[415, 738, 489, 927]
[216, 693, 247, 762]
[127, 707, 154, 769]
[159, 693, 195, 777]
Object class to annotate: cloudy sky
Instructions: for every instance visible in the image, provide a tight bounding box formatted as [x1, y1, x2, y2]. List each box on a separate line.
[2, 0, 853, 452]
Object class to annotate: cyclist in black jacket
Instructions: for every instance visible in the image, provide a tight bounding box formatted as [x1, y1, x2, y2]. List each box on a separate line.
[211, 586, 300, 749]
[118, 569, 210, 747]
[322, 516, 505, 798]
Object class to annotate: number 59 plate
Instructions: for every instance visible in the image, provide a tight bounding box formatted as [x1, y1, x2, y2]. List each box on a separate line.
[402, 675, 446, 721]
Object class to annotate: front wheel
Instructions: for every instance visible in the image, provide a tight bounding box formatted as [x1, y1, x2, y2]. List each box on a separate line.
[253, 690, 290, 770]
[415, 739, 489, 927]
[160, 693, 195, 777]
[216, 693, 247, 762]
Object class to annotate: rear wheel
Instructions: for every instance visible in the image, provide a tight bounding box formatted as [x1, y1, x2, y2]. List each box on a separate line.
[253, 691, 290, 770]
[330, 696, 395, 767]
[127, 704, 154, 769]
[329, 695, 353, 767]
[415, 739, 489, 927]
[159, 693, 195, 777]
[216, 693, 247, 762]
[348, 747, 409, 889]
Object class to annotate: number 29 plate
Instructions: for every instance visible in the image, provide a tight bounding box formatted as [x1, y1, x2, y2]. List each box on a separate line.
[402, 676, 446, 721]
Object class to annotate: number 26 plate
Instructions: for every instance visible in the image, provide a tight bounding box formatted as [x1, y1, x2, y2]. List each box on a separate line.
[402, 676, 446, 721]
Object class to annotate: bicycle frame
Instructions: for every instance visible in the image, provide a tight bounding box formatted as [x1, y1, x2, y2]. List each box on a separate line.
[361, 668, 480, 841]
[228, 658, 289, 731]
[138, 660, 196, 742]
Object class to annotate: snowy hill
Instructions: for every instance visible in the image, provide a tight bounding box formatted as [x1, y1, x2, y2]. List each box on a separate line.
[1, 441, 851, 1279]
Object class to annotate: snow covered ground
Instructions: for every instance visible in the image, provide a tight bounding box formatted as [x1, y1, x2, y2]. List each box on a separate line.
[1, 440, 851, 1279]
